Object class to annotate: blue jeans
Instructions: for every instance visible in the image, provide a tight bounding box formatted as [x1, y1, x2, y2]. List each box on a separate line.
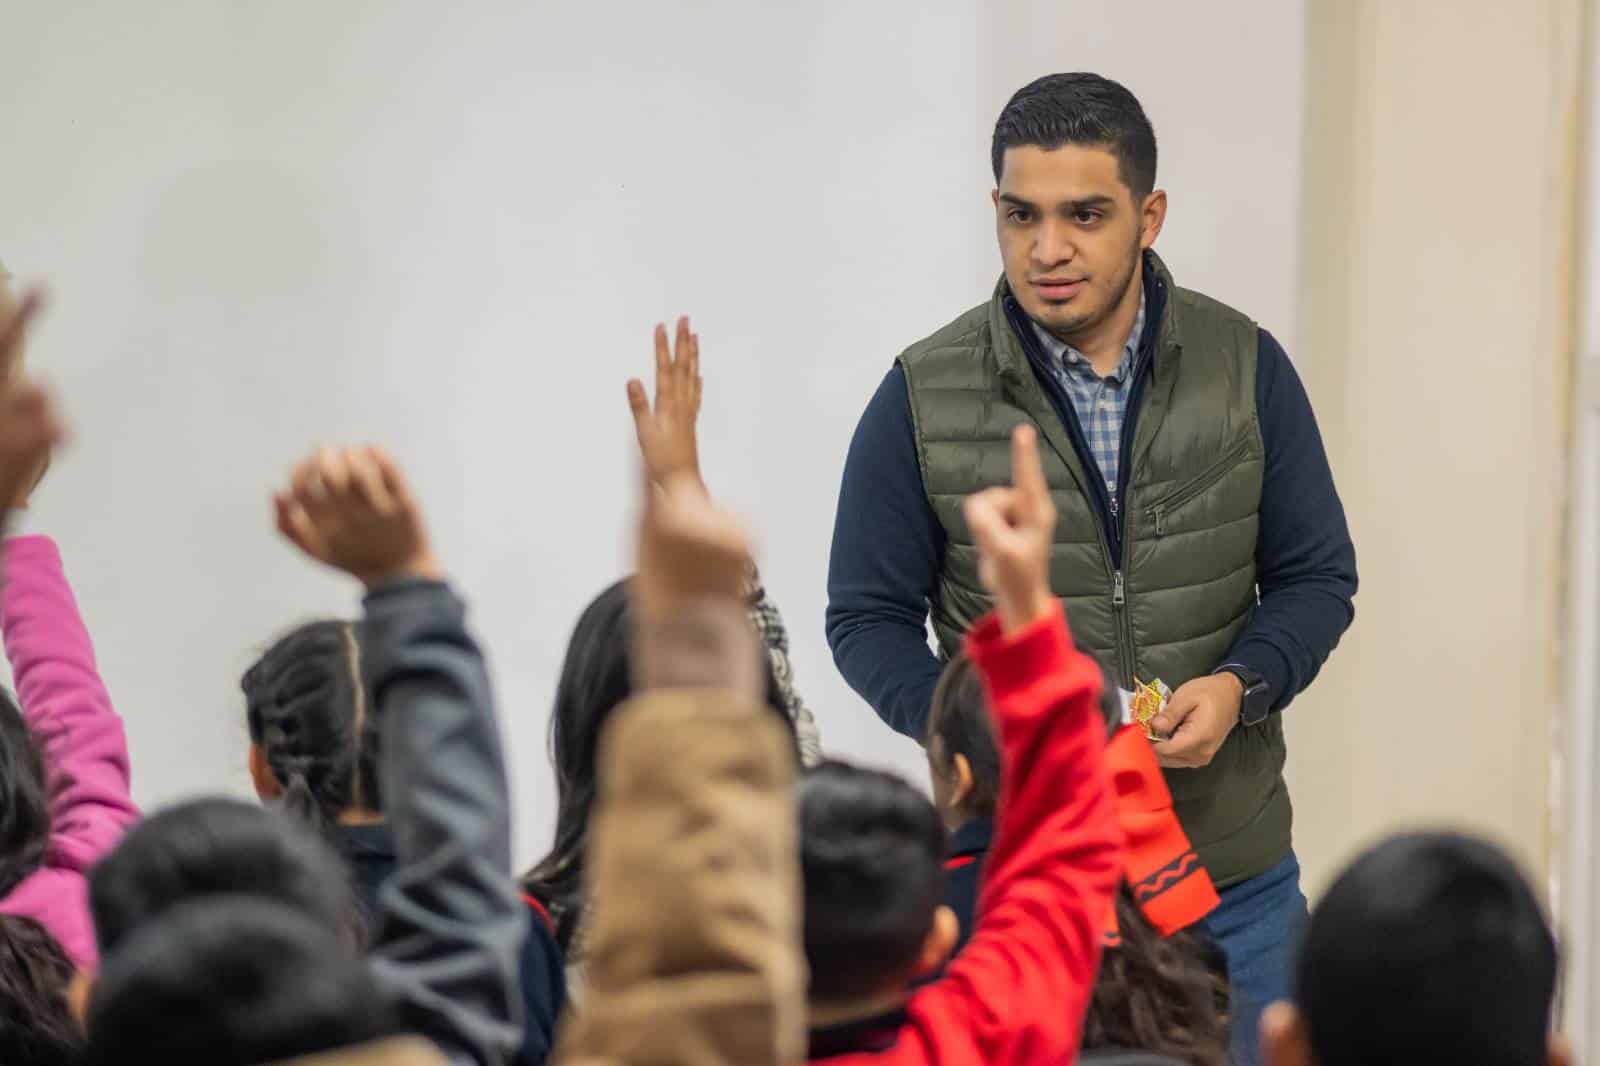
[1201, 851, 1308, 1066]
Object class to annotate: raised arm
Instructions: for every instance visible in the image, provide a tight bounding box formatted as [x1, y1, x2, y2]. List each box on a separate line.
[554, 469, 804, 1066]
[628, 316, 823, 761]
[906, 427, 1122, 1062]
[0, 287, 128, 969]
[275, 446, 524, 1066]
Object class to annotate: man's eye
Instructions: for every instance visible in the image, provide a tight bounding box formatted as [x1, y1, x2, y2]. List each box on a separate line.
[1075, 210, 1102, 225]
[1008, 209, 1032, 223]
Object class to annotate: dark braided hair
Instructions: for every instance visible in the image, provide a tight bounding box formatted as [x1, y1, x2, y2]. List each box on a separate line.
[242, 620, 380, 834]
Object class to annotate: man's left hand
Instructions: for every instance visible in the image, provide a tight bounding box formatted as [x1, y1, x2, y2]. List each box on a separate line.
[1150, 672, 1244, 768]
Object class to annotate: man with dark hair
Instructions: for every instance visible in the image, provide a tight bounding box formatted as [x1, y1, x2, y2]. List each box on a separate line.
[1261, 832, 1569, 1066]
[827, 72, 1357, 1064]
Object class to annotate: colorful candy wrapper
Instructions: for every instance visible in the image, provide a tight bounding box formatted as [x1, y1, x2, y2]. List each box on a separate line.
[1128, 677, 1173, 740]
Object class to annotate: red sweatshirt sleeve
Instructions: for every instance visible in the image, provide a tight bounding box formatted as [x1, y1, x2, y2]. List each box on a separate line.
[879, 602, 1121, 1066]
[0, 535, 139, 967]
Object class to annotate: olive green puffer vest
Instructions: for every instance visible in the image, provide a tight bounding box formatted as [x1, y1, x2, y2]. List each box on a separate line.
[899, 252, 1286, 888]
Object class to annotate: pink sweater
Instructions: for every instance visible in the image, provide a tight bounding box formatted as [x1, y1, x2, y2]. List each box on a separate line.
[0, 535, 138, 968]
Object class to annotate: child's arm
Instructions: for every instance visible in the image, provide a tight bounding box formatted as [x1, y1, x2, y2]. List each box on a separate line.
[902, 427, 1122, 1063]
[554, 469, 805, 1066]
[1, 534, 138, 873]
[275, 447, 525, 1066]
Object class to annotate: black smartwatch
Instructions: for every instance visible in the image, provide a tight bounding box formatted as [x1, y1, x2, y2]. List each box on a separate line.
[1217, 663, 1271, 726]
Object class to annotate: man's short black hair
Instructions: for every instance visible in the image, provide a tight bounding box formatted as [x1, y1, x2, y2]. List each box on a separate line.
[991, 73, 1158, 199]
[799, 760, 946, 1002]
[1296, 831, 1557, 1066]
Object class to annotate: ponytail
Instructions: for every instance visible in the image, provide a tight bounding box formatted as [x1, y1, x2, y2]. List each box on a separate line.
[243, 620, 380, 836]
[277, 768, 330, 837]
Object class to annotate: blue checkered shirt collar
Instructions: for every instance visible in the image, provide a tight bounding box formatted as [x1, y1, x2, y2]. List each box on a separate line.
[1029, 290, 1147, 385]
[1028, 290, 1148, 495]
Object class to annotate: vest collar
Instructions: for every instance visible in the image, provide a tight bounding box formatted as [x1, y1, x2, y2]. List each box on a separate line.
[991, 249, 1180, 386]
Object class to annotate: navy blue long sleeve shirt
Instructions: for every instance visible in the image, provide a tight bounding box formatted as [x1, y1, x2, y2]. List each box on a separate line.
[825, 327, 1357, 741]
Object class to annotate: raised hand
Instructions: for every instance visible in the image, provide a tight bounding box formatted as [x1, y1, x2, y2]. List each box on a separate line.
[627, 316, 703, 487]
[274, 445, 441, 587]
[634, 471, 750, 623]
[962, 424, 1057, 633]
[0, 288, 65, 513]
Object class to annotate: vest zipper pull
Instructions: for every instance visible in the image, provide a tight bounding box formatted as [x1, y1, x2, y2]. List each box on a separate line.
[1152, 505, 1165, 536]
[1113, 570, 1126, 606]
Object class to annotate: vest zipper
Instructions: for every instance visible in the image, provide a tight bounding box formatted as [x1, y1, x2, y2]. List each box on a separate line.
[1145, 436, 1254, 537]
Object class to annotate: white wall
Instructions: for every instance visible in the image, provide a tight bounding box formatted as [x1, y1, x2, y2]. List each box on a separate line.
[0, 0, 1306, 869]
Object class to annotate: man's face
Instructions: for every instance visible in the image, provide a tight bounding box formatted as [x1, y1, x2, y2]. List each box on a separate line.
[993, 144, 1162, 344]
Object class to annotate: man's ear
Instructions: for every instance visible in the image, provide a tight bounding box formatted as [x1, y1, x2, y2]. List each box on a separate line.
[1259, 1001, 1314, 1066]
[911, 906, 960, 980]
[248, 744, 281, 801]
[950, 753, 975, 811]
[1139, 188, 1168, 251]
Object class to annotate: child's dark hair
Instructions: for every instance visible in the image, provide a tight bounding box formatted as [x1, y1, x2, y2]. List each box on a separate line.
[1296, 831, 1557, 1066]
[242, 619, 380, 834]
[799, 760, 946, 1002]
[89, 797, 359, 958]
[1083, 886, 1230, 1066]
[991, 72, 1158, 199]
[928, 656, 1121, 817]
[0, 915, 82, 1066]
[926, 655, 1000, 818]
[83, 894, 399, 1066]
[0, 688, 50, 898]
[522, 578, 796, 949]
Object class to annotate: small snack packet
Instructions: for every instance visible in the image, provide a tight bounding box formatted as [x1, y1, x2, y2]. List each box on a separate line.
[1128, 677, 1173, 740]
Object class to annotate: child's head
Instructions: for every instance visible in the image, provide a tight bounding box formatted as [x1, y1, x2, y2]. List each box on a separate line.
[83, 894, 399, 1066]
[90, 797, 359, 958]
[0, 688, 50, 898]
[798, 760, 956, 1005]
[523, 578, 795, 948]
[1082, 886, 1230, 1065]
[925, 655, 999, 828]
[926, 655, 1122, 829]
[0, 915, 82, 1066]
[242, 619, 380, 833]
[1262, 831, 1565, 1066]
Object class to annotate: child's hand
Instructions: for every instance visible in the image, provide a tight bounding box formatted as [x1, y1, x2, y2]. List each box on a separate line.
[631, 470, 761, 697]
[963, 425, 1057, 634]
[0, 289, 65, 514]
[634, 471, 749, 620]
[274, 446, 441, 588]
[627, 316, 703, 488]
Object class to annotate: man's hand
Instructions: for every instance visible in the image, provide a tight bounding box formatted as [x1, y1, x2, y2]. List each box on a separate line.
[627, 316, 703, 488]
[963, 424, 1057, 634]
[274, 445, 442, 588]
[0, 287, 58, 510]
[1150, 672, 1244, 768]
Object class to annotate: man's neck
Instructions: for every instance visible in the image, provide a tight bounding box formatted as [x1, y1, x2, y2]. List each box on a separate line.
[1047, 267, 1144, 377]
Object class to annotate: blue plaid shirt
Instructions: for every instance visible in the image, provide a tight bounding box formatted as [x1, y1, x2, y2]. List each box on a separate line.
[1030, 293, 1147, 498]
